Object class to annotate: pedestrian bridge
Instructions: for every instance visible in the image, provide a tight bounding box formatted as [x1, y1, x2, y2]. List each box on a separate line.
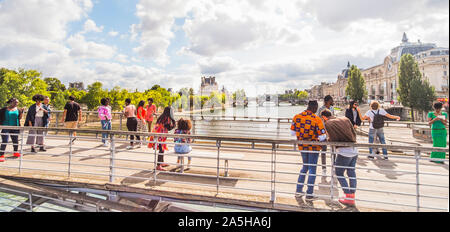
[0, 123, 448, 212]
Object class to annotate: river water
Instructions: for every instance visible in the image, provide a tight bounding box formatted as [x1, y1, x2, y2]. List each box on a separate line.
[198, 102, 307, 118]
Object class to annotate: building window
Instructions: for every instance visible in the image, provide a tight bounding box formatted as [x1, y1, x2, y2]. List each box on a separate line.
[445, 71, 448, 77]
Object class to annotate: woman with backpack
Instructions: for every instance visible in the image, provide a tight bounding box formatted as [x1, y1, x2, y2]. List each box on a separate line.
[362, 101, 400, 160]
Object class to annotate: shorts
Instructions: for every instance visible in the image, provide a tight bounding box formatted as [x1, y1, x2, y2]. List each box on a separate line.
[65, 121, 78, 129]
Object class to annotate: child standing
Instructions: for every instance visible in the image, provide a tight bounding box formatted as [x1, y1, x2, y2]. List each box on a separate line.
[174, 118, 193, 169]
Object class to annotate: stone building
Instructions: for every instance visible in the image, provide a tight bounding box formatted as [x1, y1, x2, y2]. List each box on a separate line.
[199, 76, 219, 96]
[69, 82, 84, 90]
[414, 48, 449, 99]
[362, 33, 445, 102]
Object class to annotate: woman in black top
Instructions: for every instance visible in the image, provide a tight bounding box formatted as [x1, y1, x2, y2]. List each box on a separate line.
[345, 100, 363, 128]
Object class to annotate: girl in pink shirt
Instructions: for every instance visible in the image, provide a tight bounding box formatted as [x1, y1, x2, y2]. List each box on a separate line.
[98, 98, 112, 146]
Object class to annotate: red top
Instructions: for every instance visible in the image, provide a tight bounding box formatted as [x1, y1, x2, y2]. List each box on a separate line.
[137, 106, 146, 120]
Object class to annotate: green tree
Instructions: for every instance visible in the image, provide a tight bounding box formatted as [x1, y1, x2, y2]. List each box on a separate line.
[44, 77, 66, 91]
[345, 65, 367, 103]
[83, 82, 106, 110]
[297, 91, 308, 100]
[397, 54, 436, 121]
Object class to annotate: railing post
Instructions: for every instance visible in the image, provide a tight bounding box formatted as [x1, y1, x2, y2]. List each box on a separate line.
[415, 149, 421, 212]
[28, 193, 33, 212]
[68, 131, 73, 177]
[55, 113, 59, 128]
[153, 136, 158, 185]
[330, 145, 336, 201]
[19, 129, 24, 174]
[109, 134, 115, 183]
[216, 139, 221, 195]
[270, 143, 276, 203]
[119, 114, 123, 132]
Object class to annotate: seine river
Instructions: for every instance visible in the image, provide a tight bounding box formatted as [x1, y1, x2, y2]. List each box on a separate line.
[197, 102, 307, 118]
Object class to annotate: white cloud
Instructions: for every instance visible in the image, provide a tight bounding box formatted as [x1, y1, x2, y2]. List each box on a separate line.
[131, 0, 192, 66]
[67, 34, 116, 60]
[108, 30, 119, 37]
[198, 56, 237, 74]
[0, 0, 93, 41]
[81, 19, 104, 33]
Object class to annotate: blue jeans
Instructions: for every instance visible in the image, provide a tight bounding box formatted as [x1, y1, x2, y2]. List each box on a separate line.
[335, 155, 358, 194]
[296, 152, 319, 195]
[101, 120, 112, 143]
[368, 128, 387, 156]
[175, 144, 192, 161]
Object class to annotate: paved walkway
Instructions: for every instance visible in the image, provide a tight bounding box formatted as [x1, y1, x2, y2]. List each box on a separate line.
[0, 135, 448, 212]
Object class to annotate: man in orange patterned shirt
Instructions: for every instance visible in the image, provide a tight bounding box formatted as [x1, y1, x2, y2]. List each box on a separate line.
[291, 100, 327, 200]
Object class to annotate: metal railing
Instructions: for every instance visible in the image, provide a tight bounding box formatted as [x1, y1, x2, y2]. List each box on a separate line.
[0, 126, 448, 212]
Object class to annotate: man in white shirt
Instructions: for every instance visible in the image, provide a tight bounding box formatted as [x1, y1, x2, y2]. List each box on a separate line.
[362, 101, 400, 160]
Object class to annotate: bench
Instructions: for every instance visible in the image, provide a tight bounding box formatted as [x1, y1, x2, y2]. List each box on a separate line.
[164, 151, 244, 177]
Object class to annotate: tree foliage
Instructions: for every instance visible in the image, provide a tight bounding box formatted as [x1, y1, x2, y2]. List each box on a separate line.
[1, 67, 219, 113]
[345, 65, 367, 103]
[397, 54, 436, 121]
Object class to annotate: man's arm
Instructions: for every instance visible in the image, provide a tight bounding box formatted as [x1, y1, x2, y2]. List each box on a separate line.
[61, 110, 67, 123]
[385, 113, 400, 121]
[78, 109, 83, 122]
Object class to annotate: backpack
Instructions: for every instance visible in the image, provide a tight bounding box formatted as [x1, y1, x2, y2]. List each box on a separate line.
[371, 110, 385, 129]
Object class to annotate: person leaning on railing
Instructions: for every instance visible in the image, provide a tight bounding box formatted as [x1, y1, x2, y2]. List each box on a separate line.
[321, 109, 358, 207]
[148, 107, 176, 171]
[362, 100, 400, 160]
[292, 100, 327, 200]
[0, 98, 24, 161]
[428, 102, 448, 164]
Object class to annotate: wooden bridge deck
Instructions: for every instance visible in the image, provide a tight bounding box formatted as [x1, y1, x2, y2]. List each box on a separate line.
[0, 136, 448, 212]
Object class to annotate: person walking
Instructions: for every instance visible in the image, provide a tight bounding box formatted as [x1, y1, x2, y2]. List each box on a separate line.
[145, 98, 157, 133]
[175, 118, 193, 170]
[0, 98, 24, 161]
[428, 102, 448, 164]
[98, 98, 112, 146]
[61, 96, 82, 145]
[316, 95, 334, 183]
[123, 99, 139, 149]
[345, 100, 363, 129]
[321, 109, 358, 206]
[292, 100, 327, 200]
[25, 94, 49, 153]
[148, 107, 176, 171]
[362, 101, 400, 160]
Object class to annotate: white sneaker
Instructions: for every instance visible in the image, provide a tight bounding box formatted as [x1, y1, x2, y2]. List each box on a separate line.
[103, 142, 109, 147]
[126, 145, 133, 150]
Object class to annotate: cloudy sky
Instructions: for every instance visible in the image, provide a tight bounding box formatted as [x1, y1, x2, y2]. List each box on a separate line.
[0, 0, 448, 96]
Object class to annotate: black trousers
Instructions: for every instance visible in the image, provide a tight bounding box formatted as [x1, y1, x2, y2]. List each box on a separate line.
[1, 129, 19, 156]
[158, 144, 164, 164]
[126, 117, 140, 145]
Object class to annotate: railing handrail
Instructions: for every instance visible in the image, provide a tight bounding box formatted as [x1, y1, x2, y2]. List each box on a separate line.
[0, 125, 447, 153]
